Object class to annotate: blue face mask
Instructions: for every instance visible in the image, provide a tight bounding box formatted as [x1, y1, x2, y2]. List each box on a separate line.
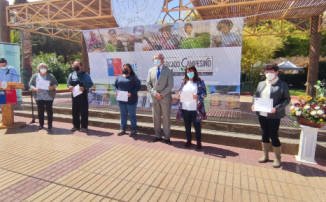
[187, 72, 195, 79]
[154, 59, 161, 67]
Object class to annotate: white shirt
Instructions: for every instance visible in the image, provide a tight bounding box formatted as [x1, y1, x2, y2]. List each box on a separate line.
[259, 77, 279, 117]
[182, 81, 197, 111]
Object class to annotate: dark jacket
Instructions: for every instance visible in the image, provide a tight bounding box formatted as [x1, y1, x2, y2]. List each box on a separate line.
[253, 79, 291, 119]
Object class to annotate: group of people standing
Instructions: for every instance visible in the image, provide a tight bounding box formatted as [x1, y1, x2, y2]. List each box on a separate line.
[0, 53, 290, 168]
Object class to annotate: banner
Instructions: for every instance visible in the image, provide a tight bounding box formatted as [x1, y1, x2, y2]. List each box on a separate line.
[83, 18, 244, 107]
[0, 43, 21, 101]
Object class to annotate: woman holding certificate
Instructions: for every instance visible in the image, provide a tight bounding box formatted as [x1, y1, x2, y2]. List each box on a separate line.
[252, 63, 291, 168]
[114, 63, 141, 137]
[29, 63, 58, 130]
[176, 65, 207, 149]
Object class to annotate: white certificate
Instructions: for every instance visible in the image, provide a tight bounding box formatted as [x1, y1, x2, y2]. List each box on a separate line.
[72, 84, 83, 97]
[254, 98, 273, 112]
[117, 91, 128, 102]
[36, 80, 50, 90]
[180, 92, 194, 103]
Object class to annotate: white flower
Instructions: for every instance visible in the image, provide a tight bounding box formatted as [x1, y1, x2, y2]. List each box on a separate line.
[310, 111, 317, 116]
[315, 106, 320, 110]
[290, 106, 295, 110]
[295, 111, 302, 116]
[295, 107, 300, 111]
[304, 105, 310, 109]
[317, 110, 324, 115]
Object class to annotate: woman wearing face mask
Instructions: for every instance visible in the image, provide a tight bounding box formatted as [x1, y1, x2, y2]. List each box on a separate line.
[114, 63, 141, 137]
[176, 65, 207, 149]
[29, 63, 58, 130]
[252, 63, 291, 168]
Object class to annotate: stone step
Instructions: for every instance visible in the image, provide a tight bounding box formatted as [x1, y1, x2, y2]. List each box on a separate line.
[18, 104, 326, 142]
[12, 109, 326, 159]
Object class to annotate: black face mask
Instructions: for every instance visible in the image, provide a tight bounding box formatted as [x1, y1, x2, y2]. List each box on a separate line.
[73, 66, 80, 72]
[122, 69, 129, 74]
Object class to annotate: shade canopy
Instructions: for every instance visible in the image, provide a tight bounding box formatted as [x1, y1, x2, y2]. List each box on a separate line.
[278, 61, 304, 71]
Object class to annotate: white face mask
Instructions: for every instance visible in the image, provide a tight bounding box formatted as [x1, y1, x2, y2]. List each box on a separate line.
[1, 65, 7, 70]
[40, 69, 47, 74]
[266, 72, 275, 80]
[135, 31, 143, 38]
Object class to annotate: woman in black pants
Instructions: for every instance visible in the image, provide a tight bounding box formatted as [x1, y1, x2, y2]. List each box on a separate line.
[252, 63, 291, 168]
[29, 63, 58, 130]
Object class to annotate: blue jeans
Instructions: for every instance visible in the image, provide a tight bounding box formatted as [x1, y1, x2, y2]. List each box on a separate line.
[119, 103, 137, 130]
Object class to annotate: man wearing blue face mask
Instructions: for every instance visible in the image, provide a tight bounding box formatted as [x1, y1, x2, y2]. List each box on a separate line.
[0, 58, 19, 83]
[146, 53, 174, 145]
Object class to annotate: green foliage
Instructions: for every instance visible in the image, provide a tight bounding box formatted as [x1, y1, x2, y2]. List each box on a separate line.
[32, 52, 72, 83]
[180, 33, 210, 49]
[276, 35, 310, 57]
[10, 30, 20, 44]
[241, 28, 284, 88]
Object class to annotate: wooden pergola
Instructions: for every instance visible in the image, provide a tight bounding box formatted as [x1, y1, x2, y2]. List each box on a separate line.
[3, 0, 326, 95]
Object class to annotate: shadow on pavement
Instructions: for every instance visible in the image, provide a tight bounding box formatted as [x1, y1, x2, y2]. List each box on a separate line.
[281, 161, 326, 177]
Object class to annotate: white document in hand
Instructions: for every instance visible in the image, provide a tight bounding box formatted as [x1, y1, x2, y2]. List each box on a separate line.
[36, 80, 50, 90]
[117, 91, 128, 102]
[180, 92, 194, 103]
[72, 84, 83, 97]
[254, 98, 273, 112]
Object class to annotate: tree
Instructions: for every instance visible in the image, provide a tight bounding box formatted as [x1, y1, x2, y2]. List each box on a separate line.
[10, 30, 20, 44]
[242, 27, 285, 88]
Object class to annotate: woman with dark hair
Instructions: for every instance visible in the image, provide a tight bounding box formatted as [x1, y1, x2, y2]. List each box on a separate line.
[176, 65, 207, 149]
[252, 63, 291, 168]
[114, 63, 141, 137]
[108, 29, 125, 52]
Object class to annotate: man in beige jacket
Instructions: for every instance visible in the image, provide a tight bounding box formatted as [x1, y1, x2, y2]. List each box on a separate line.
[146, 53, 174, 144]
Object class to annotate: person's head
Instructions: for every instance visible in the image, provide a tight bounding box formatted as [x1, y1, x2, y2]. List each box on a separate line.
[108, 29, 117, 40]
[264, 63, 279, 81]
[0, 58, 8, 68]
[184, 23, 193, 35]
[154, 53, 164, 67]
[183, 65, 200, 83]
[73, 61, 82, 72]
[122, 63, 135, 76]
[133, 25, 145, 34]
[90, 31, 97, 39]
[37, 63, 48, 75]
[217, 20, 233, 34]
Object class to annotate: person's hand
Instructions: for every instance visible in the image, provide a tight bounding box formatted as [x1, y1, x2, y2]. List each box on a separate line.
[128, 34, 136, 41]
[79, 87, 84, 92]
[69, 86, 74, 92]
[155, 93, 162, 100]
[32, 88, 41, 92]
[115, 91, 118, 96]
[193, 95, 198, 100]
[128, 93, 131, 97]
[49, 85, 56, 90]
[270, 108, 276, 114]
[251, 105, 255, 111]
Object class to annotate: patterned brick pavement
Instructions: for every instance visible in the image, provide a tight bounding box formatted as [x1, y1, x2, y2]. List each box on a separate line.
[1, 116, 326, 201]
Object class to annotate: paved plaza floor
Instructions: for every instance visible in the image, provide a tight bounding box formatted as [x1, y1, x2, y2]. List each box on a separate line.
[1, 116, 326, 202]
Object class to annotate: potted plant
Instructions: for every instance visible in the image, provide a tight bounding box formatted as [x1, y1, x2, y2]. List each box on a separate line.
[289, 80, 326, 128]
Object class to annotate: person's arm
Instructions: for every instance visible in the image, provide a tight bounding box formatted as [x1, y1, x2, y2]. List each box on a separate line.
[159, 68, 174, 98]
[199, 80, 207, 99]
[146, 69, 157, 96]
[274, 82, 291, 112]
[130, 76, 141, 95]
[82, 73, 93, 90]
[252, 82, 261, 104]
[67, 73, 72, 88]
[10, 68, 19, 82]
[113, 76, 119, 93]
[50, 74, 58, 90]
[28, 74, 36, 89]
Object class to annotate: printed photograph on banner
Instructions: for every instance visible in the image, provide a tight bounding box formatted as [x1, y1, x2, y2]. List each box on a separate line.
[83, 30, 106, 52]
[210, 18, 243, 48]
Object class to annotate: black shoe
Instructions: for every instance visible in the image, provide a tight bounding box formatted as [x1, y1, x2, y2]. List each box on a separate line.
[71, 127, 79, 132]
[153, 137, 162, 142]
[118, 130, 126, 136]
[129, 130, 137, 137]
[39, 126, 43, 130]
[48, 125, 52, 130]
[79, 128, 87, 133]
[165, 139, 172, 145]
